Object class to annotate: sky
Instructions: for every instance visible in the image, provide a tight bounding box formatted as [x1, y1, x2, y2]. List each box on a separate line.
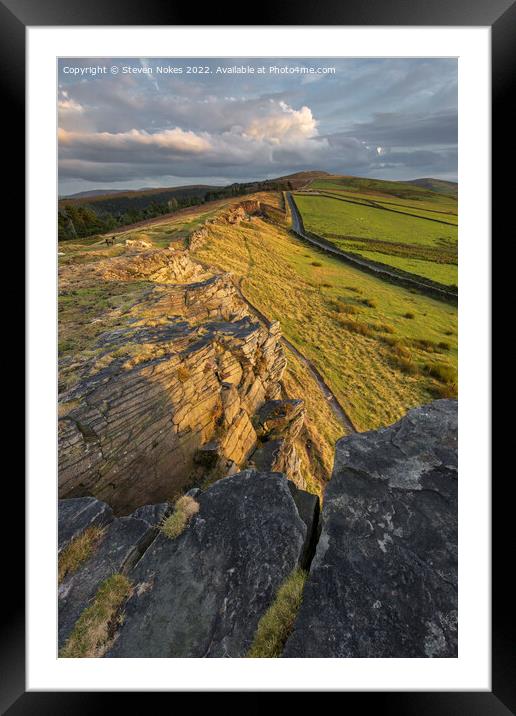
[57, 57, 457, 196]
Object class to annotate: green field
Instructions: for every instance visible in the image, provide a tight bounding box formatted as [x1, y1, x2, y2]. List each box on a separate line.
[294, 191, 457, 286]
[296, 175, 458, 286]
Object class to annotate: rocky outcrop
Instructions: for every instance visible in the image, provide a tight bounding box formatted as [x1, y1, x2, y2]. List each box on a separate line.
[58, 244, 299, 513]
[125, 238, 153, 250]
[188, 225, 209, 251]
[58, 496, 113, 554]
[250, 399, 306, 488]
[283, 399, 458, 658]
[58, 400, 458, 659]
[58, 471, 318, 658]
[59, 315, 288, 513]
[58, 497, 168, 649]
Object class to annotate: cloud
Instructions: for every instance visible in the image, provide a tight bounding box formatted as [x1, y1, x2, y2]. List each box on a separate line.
[58, 126, 212, 158]
[243, 102, 318, 143]
[57, 58, 458, 192]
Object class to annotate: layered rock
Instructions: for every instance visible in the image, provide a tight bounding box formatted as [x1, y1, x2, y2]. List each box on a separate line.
[250, 399, 306, 488]
[59, 247, 207, 292]
[283, 399, 458, 658]
[58, 245, 298, 513]
[59, 316, 287, 513]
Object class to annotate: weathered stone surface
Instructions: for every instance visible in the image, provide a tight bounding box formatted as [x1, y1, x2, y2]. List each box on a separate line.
[251, 399, 306, 485]
[58, 498, 166, 649]
[58, 496, 113, 554]
[106, 471, 309, 658]
[283, 399, 458, 658]
[58, 310, 288, 513]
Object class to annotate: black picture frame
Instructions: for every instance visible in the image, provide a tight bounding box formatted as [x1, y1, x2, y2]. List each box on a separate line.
[5, 0, 505, 710]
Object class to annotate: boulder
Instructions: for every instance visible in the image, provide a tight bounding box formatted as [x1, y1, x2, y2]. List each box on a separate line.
[283, 399, 458, 658]
[58, 498, 167, 650]
[58, 497, 113, 554]
[107, 471, 312, 658]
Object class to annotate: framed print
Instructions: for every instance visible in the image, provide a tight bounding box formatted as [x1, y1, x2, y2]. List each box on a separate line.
[4, 0, 508, 709]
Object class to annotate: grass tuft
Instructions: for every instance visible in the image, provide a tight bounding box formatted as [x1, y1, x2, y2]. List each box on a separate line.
[247, 568, 307, 658]
[160, 495, 199, 539]
[60, 574, 132, 658]
[58, 526, 106, 583]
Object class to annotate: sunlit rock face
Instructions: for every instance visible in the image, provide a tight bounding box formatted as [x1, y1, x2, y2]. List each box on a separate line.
[58, 245, 298, 514]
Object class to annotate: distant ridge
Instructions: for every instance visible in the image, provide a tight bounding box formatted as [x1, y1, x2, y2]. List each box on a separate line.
[403, 178, 458, 198]
[63, 189, 129, 199]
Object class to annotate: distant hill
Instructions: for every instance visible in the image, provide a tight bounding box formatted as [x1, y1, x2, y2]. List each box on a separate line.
[275, 170, 331, 188]
[403, 178, 458, 198]
[63, 189, 130, 199]
[60, 184, 220, 208]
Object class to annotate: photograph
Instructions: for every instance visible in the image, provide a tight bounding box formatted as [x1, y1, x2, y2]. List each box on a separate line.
[56, 56, 459, 659]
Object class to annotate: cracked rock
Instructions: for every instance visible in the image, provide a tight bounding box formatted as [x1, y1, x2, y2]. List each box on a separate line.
[283, 399, 458, 658]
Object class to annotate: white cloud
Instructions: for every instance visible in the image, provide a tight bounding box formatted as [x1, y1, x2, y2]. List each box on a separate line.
[243, 101, 318, 143]
[58, 127, 211, 154]
[58, 98, 84, 113]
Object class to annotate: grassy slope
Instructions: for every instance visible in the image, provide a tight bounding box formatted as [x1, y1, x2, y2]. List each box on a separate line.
[60, 188, 457, 474]
[294, 192, 457, 286]
[192, 200, 457, 432]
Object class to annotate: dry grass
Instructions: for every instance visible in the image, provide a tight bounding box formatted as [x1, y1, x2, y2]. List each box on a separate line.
[160, 495, 200, 539]
[58, 526, 106, 583]
[247, 568, 307, 658]
[282, 349, 345, 495]
[60, 574, 132, 658]
[192, 208, 457, 431]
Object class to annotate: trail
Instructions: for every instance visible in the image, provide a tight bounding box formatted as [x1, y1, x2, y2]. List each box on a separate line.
[286, 192, 458, 304]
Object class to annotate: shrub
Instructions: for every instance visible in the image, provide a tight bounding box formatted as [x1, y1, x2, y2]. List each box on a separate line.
[438, 341, 451, 351]
[160, 495, 200, 539]
[374, 322, 396, 334]
[336, 316, 374, 337]
[424, 362, 456, 384]
[431, 381, 458, 399]
[60, 574, 132, 658]
[58, 526, 106, 583]
[247, 569, 307, 658]
[332, 299, 359, 315]
[361, 298, 377, 308]
[311, 261, 323, 267]
[396, 356, 418, 375]
[381, 335, 400, 347]
[404, 312, 415, 319]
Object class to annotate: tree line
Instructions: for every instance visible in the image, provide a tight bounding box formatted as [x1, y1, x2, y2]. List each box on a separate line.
[58, 179, 294, 241]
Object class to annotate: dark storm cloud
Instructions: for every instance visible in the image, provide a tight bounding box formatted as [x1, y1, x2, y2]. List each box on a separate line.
[57, 57, 458, 194]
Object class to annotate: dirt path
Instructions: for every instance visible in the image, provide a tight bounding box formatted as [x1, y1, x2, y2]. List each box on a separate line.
[286, 192, 457, 304]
